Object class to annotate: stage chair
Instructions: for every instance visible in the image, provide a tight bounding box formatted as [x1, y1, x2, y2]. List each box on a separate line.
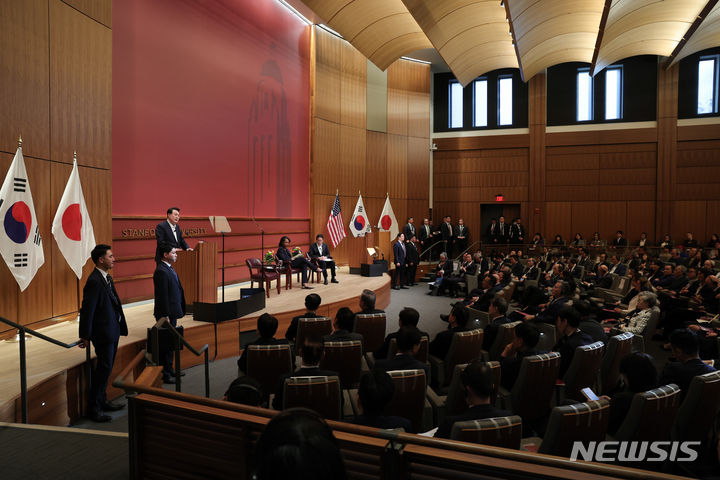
[245, 258, 281, 298]
[671, 371, 720, 443]
[427, 361, 500, 426]
[295, 317, 332, 355]
[523, 399, 610, 457]
[429, 329, 485, 393]
[599, 332, 633, 395]
[283, 375, 342, 420]
[559, 341, 604, 403]
[245, 344, 293, 397]
[320, 340, 363, 389]
[451, 415, 523, 449]
[612, 384, 681, 442]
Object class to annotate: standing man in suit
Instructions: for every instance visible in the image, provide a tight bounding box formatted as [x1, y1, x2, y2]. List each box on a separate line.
[403, 217, 416, 243]
[405, 235, 420, 286]
[510, 218, 525, 245]
[153, 242, 186, 384]
[455, 219, 468, 255]
[79, 244, 128, 422]
[441, 216, 454, 257]
[393, 232, 407, 290]
[309, 234, 337, 285]
[497, 216, 508, 243]
[487, 218, 499, 244]
[155, 207, 193, 263]
[418, 218, 433, 258]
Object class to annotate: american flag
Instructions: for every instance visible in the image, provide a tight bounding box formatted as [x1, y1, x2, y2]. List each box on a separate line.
[326, 193, 346, 248]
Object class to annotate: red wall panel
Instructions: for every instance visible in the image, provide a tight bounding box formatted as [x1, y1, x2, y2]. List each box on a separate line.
[112, 0, 311, 218]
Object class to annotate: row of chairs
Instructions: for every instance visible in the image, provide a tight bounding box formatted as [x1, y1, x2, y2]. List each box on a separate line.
[245, 256, 324, 298]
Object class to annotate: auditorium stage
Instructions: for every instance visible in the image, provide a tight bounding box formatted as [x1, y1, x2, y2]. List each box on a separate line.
[0, 268, 390, 425]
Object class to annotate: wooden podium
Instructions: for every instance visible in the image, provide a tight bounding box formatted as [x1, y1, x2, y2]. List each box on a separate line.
[175, 242, 218, 310]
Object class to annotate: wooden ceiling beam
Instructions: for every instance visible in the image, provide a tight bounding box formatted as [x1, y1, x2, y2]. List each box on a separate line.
[663, 0, 719, 69]
[589, 0, 612, 76]
[504, 0, 525, 82]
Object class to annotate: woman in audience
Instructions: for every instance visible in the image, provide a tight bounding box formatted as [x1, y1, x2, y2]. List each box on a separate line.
[253, 408, 347, 480]
[602, 352, 657, 436]
[658, 234, 673, 249]
[612, 276, 653, 316]
[589, 232, 603, 247]
[638, 232, 648, 247]
[570, 233, 585, 248]
[530, 233, 544, 249]
[551, 234, 564, 246]
[606, 291, 657, 335]
[707, 233, 719, 248]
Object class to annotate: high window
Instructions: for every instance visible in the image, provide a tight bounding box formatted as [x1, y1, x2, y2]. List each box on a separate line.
[473, 78, 488, 127]
[498, 75, 513, 125]
[449, 81, 463, 128]
[605, 66, 623, 120]
[697, 55, 719, 114]
[577, 68, 593, 121]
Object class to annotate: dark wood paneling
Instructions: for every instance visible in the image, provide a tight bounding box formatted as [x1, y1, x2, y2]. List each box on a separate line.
[365, 132, 387, 198]
[0, 0, 50, 159]
[435, 134, 530, 151]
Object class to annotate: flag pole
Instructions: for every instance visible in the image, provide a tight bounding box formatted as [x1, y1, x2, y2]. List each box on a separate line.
[11, 136, 30, 342]
[74, 150, 81, 323]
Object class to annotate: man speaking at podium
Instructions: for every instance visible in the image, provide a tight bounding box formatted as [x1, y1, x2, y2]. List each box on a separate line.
[155, 206, 193, 262]
[309, 234, 338, 285]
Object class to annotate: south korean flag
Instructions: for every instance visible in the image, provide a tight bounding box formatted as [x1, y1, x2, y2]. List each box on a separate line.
[0, 146, 45, 291]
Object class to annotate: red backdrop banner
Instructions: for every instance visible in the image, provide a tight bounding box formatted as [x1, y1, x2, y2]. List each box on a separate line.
[112, 0, 311, 218]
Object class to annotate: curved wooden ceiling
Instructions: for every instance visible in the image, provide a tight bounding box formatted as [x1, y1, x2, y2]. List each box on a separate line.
[300, 0, 720, 83]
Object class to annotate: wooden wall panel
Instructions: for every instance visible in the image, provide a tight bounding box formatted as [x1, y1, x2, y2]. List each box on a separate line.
[311, 119, 341, 195]
[339, 125, 367, 193]
[598, 202, 627, 241]
[544, 203, 572, 242]
[387, 134, 407, 199]
[50, 0, 111, 169]
[672, 201, 707, 242]
[314, 27, 342, 124]
[570, 202, 599, 241]
[340, 40, 366, 129]
[707, 201, 720, 240]
[62, 0, 111, 28]
[407, 136, 429, 200]
[626, 201, 656, 243]
[0, 0, 50, 159]
[365, 132, 387, 198]
[407, 62, 430, 138]
[387, 63, 409, 136]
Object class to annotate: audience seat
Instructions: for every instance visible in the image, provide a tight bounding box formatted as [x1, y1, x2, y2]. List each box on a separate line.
[320, 340, 363, 389]
[388, 336, 429, 363]
[245, 258, 281, 298]
[384, 369, 431, 433]
[499, 352, 561, 430]
[488, 321, 520, 361]
[295, 317, 332, 354]
[523, 399, 610, 458]
[534, 322, 557, 353]
[612, 384, 681, 442]
[599, 332, 633, 395]
[353, 313, 387, 355]
[560, 341, 605, 403]
[467, 308, 490, 330]
[427, 362, 500, 426]
[283, 375, 342, 420]
[245, 344, 293, 397]
[451, 415, 523, 449]
[429, 329, 485, 392]
[671, 371, 720, 443]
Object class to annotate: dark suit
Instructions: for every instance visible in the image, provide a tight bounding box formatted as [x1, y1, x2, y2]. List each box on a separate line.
[309, 242, 336, 280]
[487, 222, 500, 243]
[429, 326, 464, 361]
[418, 224, 433, 257]
[153, 261, 186, 378]
[608, 263, 627, 276]
[403, 223, 416, 242]
[499, 349, 545, 391]
[454, 224, 468, 254]
[482, 315, 510, 350]
[405, 241, 419, 285]
[435, 404, 512, 439]
[612, 237, 628, 247]
[80, 269, 128, 415]
[393, 240, 406, 288]
[441, 222, 454, 255]
[374, 327, 430, 360]
[277, 246, 315, 285]
[658, 358, 716, 401]
[554, 329, 594, 379]
[272, 366, 339, 410]
[155, 220, 189, 262]
[375, 353, 429, 377]
[497, 223, 508, 243]
[534, 296, 571, 324]
[510, 223, 525, 244]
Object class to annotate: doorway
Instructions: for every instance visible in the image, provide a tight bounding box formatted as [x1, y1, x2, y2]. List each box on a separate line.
[480, 204, 521, 242]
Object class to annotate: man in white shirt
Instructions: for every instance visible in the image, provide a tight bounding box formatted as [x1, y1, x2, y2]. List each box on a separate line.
[155, 206, 193, 262]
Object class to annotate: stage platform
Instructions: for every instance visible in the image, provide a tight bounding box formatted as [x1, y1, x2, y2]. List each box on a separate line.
[0, 268, 390, 426]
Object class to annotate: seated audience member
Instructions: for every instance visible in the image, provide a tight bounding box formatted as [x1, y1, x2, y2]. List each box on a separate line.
[683, 232, 699, 249]
[482, 297, 510, 350]
[429, 252, 454, 296]
[224, 376, 266, 407]
[464, 274, 497, 310]
[473, 251, 489, 275]
[612, 230, 628, 247]
[272, 336, 339, 410]
[554, 306, 594, 379]
[285, 294, 322, 342]
[658, 234, 673, 249]
[607, 255, 627, 276]
[657, 265, 689, 293]
[353, 370, 413, 432]
[570, 233, 585, 248]
[374, 307, 429, 360]
[589, 231, 603, 247]
[374, 327, 429, 377]
[324, 307, 364, 352]
[658, 329, 716, 401]
[585, 264, 612, 290]
[574, 300, 607, 344]
[435, 360, 511, 439]
[238, 313, 289, 373]
[356, 289, 384, 315]
[429, 303, 469, 361]
[252, 408, 346, 480]
[652, 264, 674, 288]
[524, 281, 573, 324]
[498, 322, 543, 391]
[602, 352, 658, 436]
[605, 291, 657, 335]
[552, 234, 564, 246]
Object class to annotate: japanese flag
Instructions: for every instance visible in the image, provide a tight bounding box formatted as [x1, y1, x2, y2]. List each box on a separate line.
[0, 146, 45, 291]
[52, 159, 95, 279]
[377, 195, 398, 238]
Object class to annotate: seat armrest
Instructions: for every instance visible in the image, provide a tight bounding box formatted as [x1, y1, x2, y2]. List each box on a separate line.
[498, 386, 512, 410]
[429, 355, 445, 389]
